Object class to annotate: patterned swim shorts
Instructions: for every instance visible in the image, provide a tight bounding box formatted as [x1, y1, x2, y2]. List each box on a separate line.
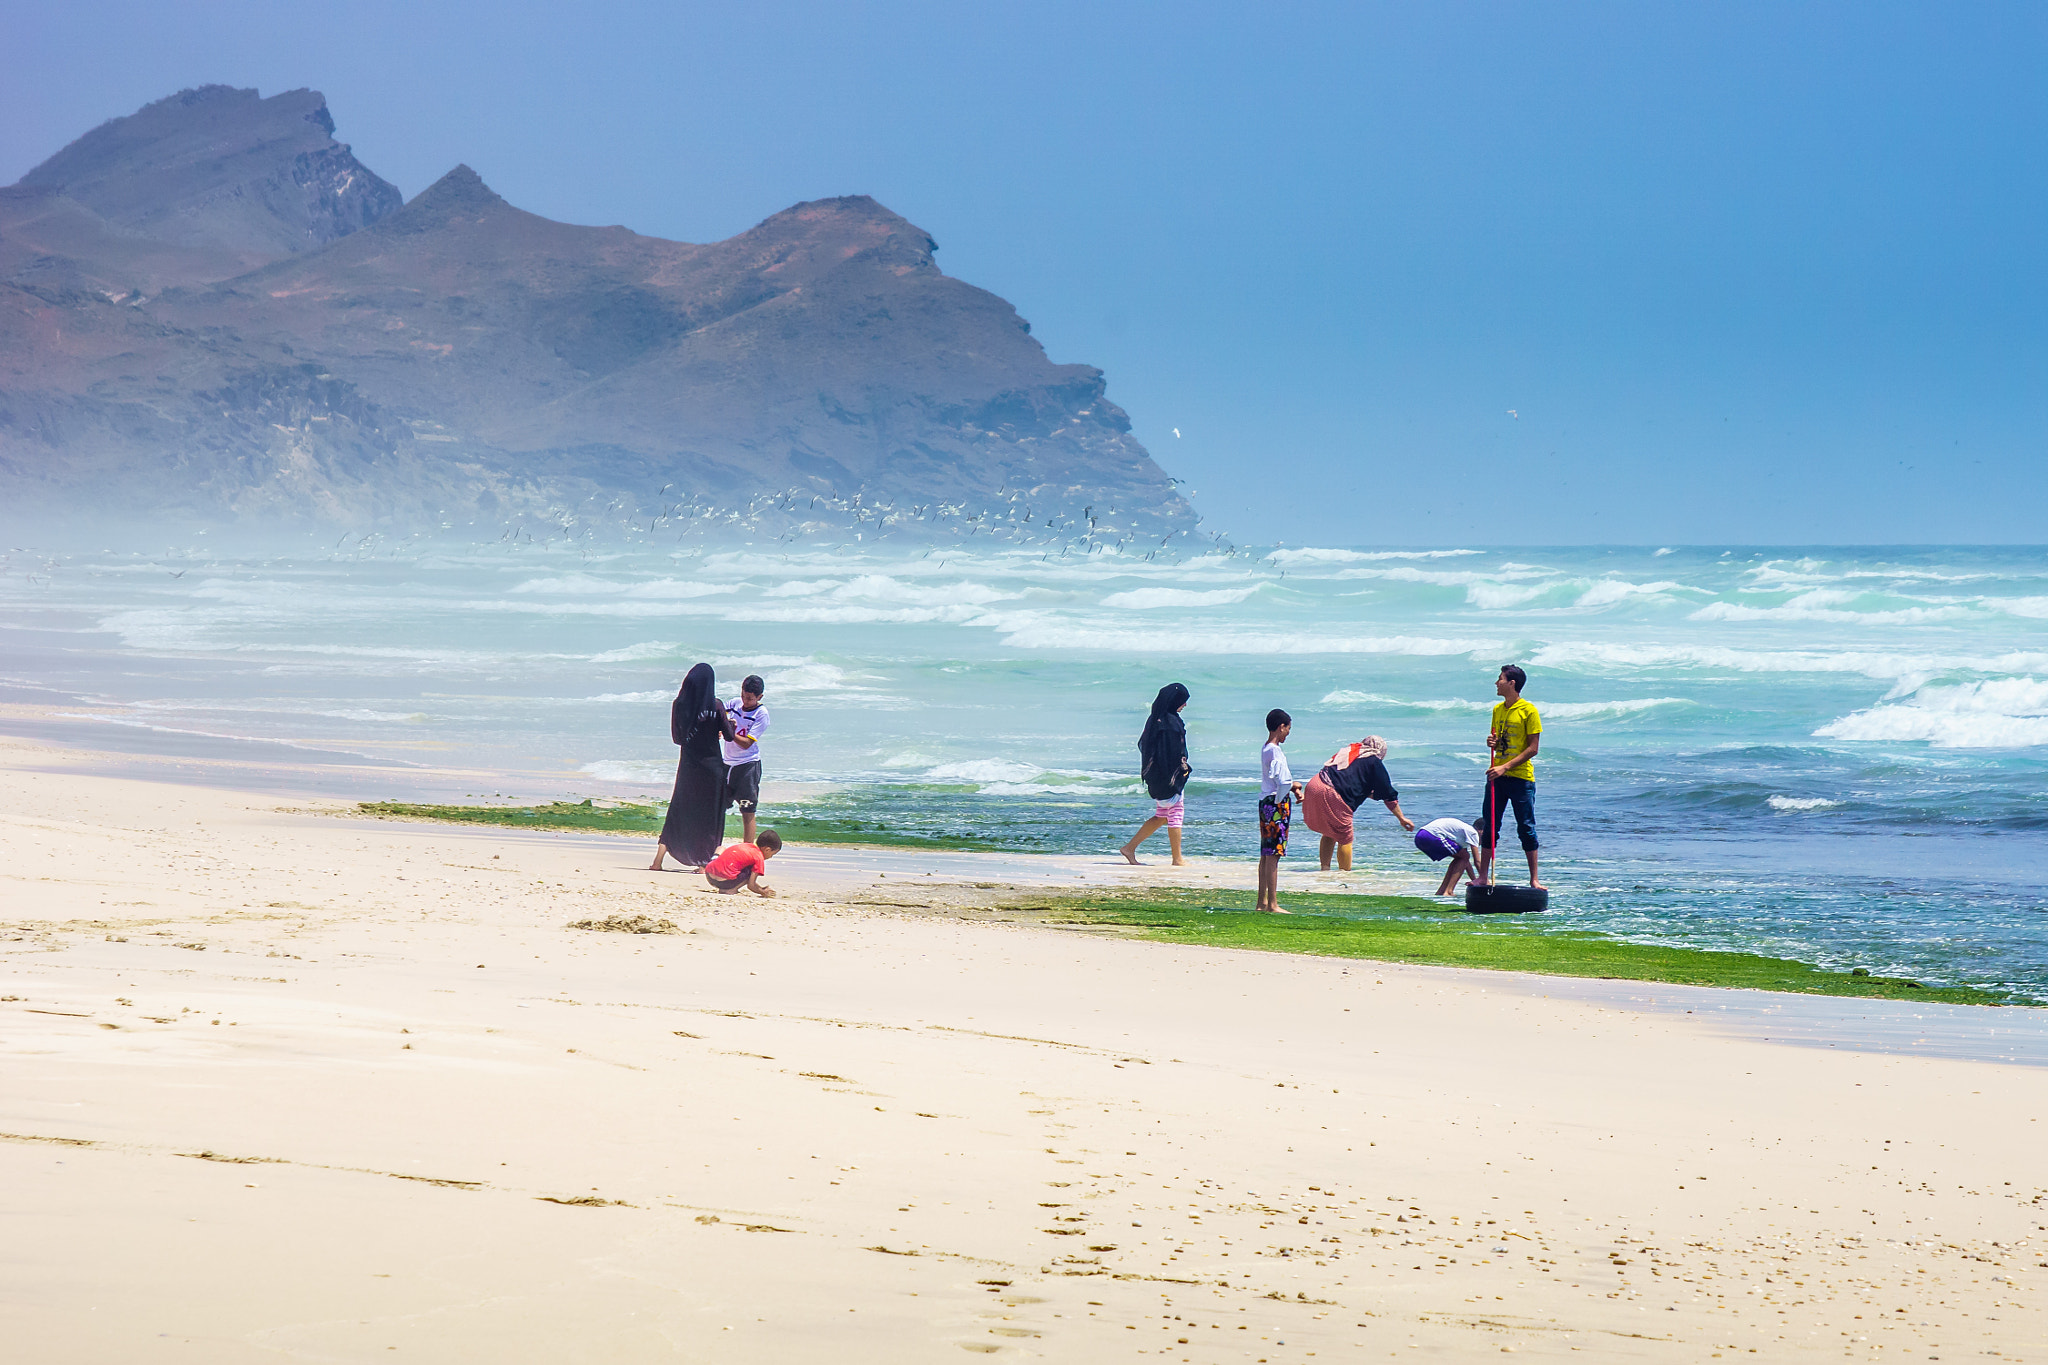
[1153, 796, 1185, 828]
[1259, 794, 1292, 858]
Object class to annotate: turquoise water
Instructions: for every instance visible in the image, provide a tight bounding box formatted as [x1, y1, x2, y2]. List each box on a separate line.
[4, 541, 2045, 999]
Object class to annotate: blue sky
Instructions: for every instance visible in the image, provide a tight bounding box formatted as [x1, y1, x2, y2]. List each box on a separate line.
[8, 1, 2045, 544]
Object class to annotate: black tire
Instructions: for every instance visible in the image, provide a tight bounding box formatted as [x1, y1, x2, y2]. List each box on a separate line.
[1464, 884, 1549, 914]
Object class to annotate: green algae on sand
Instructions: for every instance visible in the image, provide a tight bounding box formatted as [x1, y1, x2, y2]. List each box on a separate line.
[1023, 887, 2033, 1006]
[360, 799, 662, 833]
[355, 800, 1001, 851]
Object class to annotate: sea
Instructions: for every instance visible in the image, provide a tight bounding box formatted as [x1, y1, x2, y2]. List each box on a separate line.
[4, 539, 2045, 1002]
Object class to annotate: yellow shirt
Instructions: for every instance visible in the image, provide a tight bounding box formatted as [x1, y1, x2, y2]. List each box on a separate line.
[1490, 698, 1541, 781]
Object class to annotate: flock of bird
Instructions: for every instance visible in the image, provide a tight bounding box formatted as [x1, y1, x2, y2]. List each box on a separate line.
[466, 480, 1243, 564]
[3, 483, 1241, 576]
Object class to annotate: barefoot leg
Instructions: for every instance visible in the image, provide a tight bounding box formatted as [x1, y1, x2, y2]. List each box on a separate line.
[1121, 816, 1167, 864]
[1168, 826, 1184, 866]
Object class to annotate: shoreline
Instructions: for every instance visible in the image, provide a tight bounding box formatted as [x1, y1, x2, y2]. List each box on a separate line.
[356, 800, 2039, 1010]
[4, 731, 2045, 1360]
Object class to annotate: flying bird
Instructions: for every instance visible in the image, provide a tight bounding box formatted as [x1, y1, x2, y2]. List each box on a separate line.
[1173, 427, 1181, 438]
[1507, 410, 1519, 419]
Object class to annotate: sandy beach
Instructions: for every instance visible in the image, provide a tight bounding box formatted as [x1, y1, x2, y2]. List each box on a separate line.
[2, 731, 2043, 1363]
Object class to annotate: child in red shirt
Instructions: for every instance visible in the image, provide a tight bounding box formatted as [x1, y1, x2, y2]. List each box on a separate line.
[703, 829, 782, 897]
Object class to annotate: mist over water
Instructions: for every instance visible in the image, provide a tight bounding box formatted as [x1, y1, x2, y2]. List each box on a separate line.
[4, 540, 2045, 1000]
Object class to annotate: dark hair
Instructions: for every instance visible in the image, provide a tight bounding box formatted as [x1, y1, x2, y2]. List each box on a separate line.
[756, 828, 782, 852]
[742, 674, 766, 697]
[1500, 664, 1528, 692]
[1265, 708, 1292, 733]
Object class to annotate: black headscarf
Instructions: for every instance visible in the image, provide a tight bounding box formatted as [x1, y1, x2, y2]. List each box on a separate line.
[1138, 682, 1191, 800]
[671, 662, 720, 748]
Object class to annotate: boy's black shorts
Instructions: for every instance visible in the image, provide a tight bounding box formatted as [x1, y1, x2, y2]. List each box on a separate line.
[706, 872, 747, 893]
[724, 760, 762, 812]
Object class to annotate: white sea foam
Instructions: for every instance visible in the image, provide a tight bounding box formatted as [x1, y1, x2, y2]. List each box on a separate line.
[589, 641, 686, 663]
[830, 574, 1014, 606]
[1335, 566, 1545, 586]
[1466, 583, 1549, 609]
[57, 713, 378, 755]
[1543, 697, 1696, 719]
[1321, 691, 1489, 711]
[1318, 692, 1691, 721]
[1654, 547, 1676, 557]
[1574, 579, 1694, 607]
[1692, 589, 1976, 625]
[578, 691, 671, 705]
[1740, 560, 2043, 590]
[1816, 709, 2048, 747]
[1768, 796, 1842, 812]
[1100, 585, 1262, 608]
[1530, 641, 2048, 683]
[1815, 676, 2048, 747]
[916, 759, 1125, 793]
[508, 575, 725, 599]
[579, 759, 674, 784]
[1267, 548, 1482, 565]
[923, 758, 1047, 785]
[999, 623, 1502, 656]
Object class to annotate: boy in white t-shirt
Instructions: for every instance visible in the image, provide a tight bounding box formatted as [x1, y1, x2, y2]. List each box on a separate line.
[1257, 708, 1303, 914]
[722, 674, 770, 844]
[1413, 817, 1481, 897]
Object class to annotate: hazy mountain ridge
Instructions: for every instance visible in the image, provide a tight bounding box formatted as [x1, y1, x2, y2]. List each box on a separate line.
[0, 86, 1197, 548]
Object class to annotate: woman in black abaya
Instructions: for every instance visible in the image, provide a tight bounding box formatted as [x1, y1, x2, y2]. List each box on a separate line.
[1120, 682, 1192, 866]
[649, 662, 740, 871]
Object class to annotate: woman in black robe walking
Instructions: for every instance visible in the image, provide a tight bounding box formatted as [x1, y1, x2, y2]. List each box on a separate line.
[649, 662, 740, 871]
[1120, 682, 1192, 865]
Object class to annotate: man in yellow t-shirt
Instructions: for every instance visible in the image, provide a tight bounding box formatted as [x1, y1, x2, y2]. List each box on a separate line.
[1476, 664, 1543, 888]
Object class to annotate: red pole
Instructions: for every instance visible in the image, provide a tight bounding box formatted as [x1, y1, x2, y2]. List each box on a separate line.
[1486, 775, 1501, 887]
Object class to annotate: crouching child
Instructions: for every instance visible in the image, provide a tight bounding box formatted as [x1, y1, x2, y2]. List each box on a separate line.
[704, 828, 782, 897]
[1413, 817, 1481, 897]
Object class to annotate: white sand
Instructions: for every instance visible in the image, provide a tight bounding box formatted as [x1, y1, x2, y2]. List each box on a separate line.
[2, 733, 2042, 1362]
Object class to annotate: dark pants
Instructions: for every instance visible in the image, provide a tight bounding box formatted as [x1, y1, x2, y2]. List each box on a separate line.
[1476, 777, 1539, 852]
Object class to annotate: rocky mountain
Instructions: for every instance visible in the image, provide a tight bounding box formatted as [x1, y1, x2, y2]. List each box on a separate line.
[0, 86, 1197, 548]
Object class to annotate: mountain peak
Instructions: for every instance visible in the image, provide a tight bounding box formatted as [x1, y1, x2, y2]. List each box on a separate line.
[15, 84, 401, 256]
[411, 165, 508, 212]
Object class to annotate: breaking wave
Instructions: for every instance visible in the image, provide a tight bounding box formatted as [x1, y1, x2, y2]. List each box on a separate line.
[1815, 677, 2048, 748]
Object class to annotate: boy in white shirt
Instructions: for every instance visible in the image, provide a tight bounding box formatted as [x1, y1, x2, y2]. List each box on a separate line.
[1413, 816, 1482, 897]
[722, 674, 770, 844]
[1257, 708, 1302, 914]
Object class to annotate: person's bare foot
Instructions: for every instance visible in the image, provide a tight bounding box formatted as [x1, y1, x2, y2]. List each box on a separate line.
[1267, 906, 1291, 914]
[1170, 857, 1186, 867]
[1120, 845, 1140, 865]
[646, 858, 665, 871]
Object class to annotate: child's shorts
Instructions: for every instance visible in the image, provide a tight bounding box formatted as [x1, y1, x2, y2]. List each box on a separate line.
[1414, 828, 1461, 861]
[1153, 795, 1184, 828]
[1259, 794, 1292, 858]
[724, 760, 762, 813]
[706, 872, 746, 893]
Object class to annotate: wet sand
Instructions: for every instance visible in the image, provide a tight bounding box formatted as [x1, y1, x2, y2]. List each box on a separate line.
[2, 732, 2043, 1362]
